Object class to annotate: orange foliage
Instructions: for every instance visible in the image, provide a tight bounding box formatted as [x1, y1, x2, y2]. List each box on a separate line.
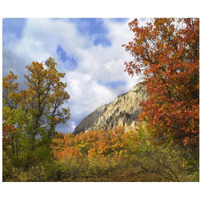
[52, 127, 136, 160]
[3, 124, 17, 148]
[53, 146, 82, 160]
[123, 18, 199, 149]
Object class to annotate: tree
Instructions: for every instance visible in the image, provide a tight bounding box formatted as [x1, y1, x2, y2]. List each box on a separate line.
[3, 71, 28, 169]
[123, 19, 199, 155]
[3, 57, 70, 169]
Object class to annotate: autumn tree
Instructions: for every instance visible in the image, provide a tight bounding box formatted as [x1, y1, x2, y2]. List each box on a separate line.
[3, 57, 70, 169]
[123, 19, 199, 157]
[3, 71, 28, 169]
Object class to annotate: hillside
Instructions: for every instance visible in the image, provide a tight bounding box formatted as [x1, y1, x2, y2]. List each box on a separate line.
[73, 83, 147, 134]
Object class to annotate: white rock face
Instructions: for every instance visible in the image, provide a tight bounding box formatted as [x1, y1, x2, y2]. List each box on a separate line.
[73, 83, 147, 134]
[73, 104, 108, 134]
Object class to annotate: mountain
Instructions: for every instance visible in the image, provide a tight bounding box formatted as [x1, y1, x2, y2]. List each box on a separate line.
[73, 83, 147, 134]
[73, 104, 108, 134]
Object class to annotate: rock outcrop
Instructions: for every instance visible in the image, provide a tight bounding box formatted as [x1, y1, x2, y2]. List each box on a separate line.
[73, 104, 108, 134]
[73, 83, 147, 134]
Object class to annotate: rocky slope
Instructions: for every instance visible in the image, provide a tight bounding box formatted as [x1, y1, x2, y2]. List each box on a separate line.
[73, 83, 147, 134]
[73, 104, 108, 134]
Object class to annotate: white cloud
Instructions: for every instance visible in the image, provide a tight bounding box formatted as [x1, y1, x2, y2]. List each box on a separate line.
[3, 18, 140, 133]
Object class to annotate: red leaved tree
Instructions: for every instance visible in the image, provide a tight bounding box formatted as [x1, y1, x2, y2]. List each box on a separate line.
[123, 18, 199, 153]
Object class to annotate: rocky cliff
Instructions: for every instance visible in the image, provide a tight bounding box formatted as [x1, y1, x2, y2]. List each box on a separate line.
[73, 83, 147, 134]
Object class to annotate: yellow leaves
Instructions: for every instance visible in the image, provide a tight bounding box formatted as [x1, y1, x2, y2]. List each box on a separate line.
[111, 142, 124, 151]
[3, 71, 19, 95]
[52, 127, 139, 160]
[97, 143, 110, 155]
[3, 71, 18, 82]
[88, 148, 96, 158]
[45, 57, 57, 68]
[54, 117, 60, 122]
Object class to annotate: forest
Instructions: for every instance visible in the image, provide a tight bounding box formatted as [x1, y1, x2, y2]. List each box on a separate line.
[2, 18, 199, 182]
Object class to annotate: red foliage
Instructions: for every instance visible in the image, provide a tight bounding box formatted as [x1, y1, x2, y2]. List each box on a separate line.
[123, 18, 199, 148]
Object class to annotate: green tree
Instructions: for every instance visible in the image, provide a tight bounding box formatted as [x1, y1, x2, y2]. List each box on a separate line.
[3, 57, 70, 170]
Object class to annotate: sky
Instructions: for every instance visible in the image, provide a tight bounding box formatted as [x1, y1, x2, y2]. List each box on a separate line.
[3, 18, 142, 133]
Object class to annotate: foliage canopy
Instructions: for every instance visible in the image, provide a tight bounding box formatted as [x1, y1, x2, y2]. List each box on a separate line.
[3, 57, 70, 170]
[123, 18, 199, 153]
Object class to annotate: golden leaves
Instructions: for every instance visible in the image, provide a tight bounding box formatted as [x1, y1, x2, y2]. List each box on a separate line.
[52, 127, 137, 160]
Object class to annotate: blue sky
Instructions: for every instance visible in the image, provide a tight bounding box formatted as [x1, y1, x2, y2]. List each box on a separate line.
[69, 18, 112, 47]
[3, 18, 26, 38]
[56, 45, 78, 70]
[97, 80, 126, 90]
[3, 18, 139, 133]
